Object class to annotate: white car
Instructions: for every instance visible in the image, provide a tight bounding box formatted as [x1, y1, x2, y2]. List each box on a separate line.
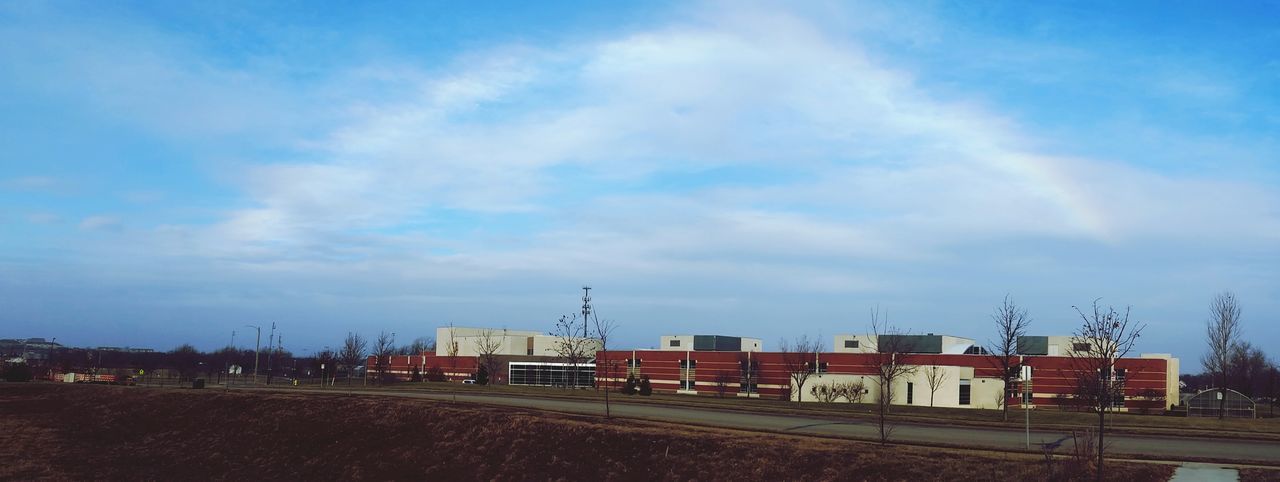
[462, 379, 477, 384]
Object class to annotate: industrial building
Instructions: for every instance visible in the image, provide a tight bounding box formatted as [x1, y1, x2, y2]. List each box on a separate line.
[599, 334, 1179, 412]
[369, 326, 601, 387]
[369, 326, 1180, 413]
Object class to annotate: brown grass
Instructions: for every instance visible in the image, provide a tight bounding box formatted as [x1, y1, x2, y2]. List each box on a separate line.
[1239, 468, 1280, 482]
[0, 383, 1173, 481]
[353, 380, 1280, 441]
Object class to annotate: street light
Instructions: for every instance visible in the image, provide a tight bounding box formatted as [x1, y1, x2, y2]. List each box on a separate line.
[245, 324, 261, 386]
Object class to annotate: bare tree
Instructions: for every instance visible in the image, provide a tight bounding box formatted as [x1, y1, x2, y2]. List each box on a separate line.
[592, 316, 618, 417]
[445, 323, 460, 382]
[988, 295, 1031, 421]
[1068, 299, 1145, 482]
[778, 335, 819, 403]
[552, 314, 593, 389]
[398, 336, 434, 356]
[1203, 291, 1241, 419]
[371, 331, 395, 384]
[924, 365, 948, 407]
[473, 329, 503, 385]
[339, 332, 367, 387]
[315, 348, 337, 386]
[870, 307, 917, 443]
[836, 380, 867, 404]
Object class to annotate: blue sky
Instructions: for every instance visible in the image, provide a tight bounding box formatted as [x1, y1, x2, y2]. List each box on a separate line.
[2, 1, 1277, 369]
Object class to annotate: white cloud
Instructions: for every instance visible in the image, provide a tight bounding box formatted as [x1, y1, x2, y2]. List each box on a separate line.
[79, 215, 121, 231]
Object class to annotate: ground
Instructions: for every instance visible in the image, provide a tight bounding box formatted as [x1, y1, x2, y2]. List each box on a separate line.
[0, 383, 1175, 481]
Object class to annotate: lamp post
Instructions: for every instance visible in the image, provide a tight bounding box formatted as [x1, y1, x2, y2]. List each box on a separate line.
[245, 324, 261, 386]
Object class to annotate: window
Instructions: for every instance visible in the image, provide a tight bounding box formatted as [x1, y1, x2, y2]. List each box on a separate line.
[739, 382, 758, 393]
[964, 345, 989, 355]
[670, 339, 681, 347]
[678, 360, 697, 369]
[959, 379, 971, 405]
[907, 382, 914, 404]
[1115, 368, 1126, 381]
[844, 340, 859, 348]
[809, 361, 828, 374]
[1073, 342, 1090, 352]
[680, 379, 695, 390]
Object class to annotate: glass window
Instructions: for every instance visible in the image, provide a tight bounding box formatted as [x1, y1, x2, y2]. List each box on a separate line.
[959, 379, 971, 405]
[844, 340, 859, 348]
[907, 382, 914, 404]
[670, 339, 681, 347]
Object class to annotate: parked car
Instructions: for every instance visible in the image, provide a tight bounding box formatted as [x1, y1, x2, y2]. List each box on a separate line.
[462, 379, 476, 384]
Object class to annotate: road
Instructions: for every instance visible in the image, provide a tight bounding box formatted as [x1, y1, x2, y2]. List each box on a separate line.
[275, 387, 1280, 465]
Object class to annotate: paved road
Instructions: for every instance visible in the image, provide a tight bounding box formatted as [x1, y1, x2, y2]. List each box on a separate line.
[277, 388, 1280, 464]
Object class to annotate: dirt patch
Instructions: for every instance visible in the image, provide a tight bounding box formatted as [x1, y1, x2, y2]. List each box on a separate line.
[0, 383, 1172, 481]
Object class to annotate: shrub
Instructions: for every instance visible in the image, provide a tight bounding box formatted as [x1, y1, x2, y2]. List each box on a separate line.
[638, 375, 653, 396]
[425, 365, 446, 382]
[2, 362, 34, 382]
[475, 365, 490, 385]
[621, 375, 638, 395]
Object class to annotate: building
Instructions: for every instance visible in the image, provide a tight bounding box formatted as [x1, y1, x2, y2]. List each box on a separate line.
[368, 326, 601, 387]
[434, 326, 601, 358]
[596, 333, 1179, 412]
[659, 335, 763, 352]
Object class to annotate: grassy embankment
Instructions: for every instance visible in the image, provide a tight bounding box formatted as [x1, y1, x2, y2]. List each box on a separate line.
[261, 378, 1280, 442]
[1, 382, 1176, 481]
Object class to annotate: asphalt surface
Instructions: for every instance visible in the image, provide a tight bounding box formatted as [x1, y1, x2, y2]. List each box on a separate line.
[279, 387, 1280, 465]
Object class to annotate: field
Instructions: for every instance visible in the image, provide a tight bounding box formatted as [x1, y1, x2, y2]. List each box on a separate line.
[289, 379, 1280, 441]
[0, 382, 1176, 481]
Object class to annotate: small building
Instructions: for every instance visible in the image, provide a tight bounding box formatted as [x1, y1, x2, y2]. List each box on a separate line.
[1186, 388, 1256, 418]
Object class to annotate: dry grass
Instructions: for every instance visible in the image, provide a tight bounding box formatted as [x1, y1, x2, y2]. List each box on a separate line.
[0, 382, 1173, 481]
[1239, 468, 1280, 482]
[353, 380, 1280, 440]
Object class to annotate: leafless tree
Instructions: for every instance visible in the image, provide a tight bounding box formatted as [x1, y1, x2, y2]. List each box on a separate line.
[552, 314, 593, 389]
[592, 316, 618, 416]
[372, 331, 395, 383]
[445, 323, 460, 382]
[1068, 299, 1145, 482]
[1203, 291, 1241, 419]
[988, 295, 1031, 421]
[924, 365, 948, 407]
[315, 348, 337, 386]
[473, 329, 504, 385]
[870, 307, 917, 443]
[778, 335, 819, 403]
[836, 380, 867, 403]
[810, 383, 841, 403]
[339, 332, 367, 387]
[398, 336, 434, 356]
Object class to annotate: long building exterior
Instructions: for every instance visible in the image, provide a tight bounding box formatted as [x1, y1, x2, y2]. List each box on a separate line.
[369, 327, 1180, 412]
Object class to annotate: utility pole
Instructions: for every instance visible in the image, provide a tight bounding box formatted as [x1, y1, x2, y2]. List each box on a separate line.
[266, 322, 276, 384]
[581, 286, 592, 339]
[245, 324, 261, 386]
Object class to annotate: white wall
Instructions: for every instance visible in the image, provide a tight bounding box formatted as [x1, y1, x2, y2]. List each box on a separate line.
[791, 365, 1005, 410]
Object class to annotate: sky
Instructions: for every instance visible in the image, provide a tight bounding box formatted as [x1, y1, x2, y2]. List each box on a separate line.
[1, 1, 1277, 369]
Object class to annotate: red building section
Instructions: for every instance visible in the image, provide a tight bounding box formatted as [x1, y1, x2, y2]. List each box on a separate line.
[367, 354, 477, 382]
[599, 350, 1171, 411]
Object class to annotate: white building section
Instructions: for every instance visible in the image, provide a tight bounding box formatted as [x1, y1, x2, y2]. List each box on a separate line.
[435, 326, 601, 357]
[833, 334, 976, 354]
[659, 335, 763, 352]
